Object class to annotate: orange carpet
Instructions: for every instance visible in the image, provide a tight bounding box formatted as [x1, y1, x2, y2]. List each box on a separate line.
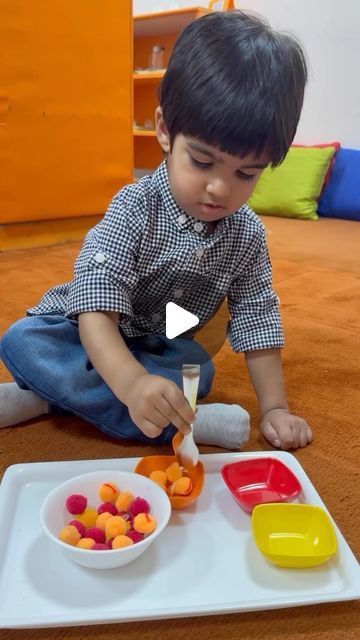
[0, 215, 359, 640]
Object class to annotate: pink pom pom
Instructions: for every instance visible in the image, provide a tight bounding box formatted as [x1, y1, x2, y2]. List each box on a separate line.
[127, 529, 144, 544]
[66, 494, 87, 515]
[129, 497, 150, 517]
[68, 519, 86, 537]
[91, 543, 109, 550]
[97, 502, 118, 516]
[85, 527, 105, 543]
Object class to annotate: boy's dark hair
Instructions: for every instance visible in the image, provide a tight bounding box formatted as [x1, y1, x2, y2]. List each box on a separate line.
[159, 10, 307, 166]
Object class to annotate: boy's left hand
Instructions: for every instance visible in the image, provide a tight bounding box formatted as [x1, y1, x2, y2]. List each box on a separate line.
[260, 408, 313, 450]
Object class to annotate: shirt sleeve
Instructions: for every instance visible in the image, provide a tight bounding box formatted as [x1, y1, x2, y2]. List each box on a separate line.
[65, 188, 144, 319]
[227, 226, 284, 352]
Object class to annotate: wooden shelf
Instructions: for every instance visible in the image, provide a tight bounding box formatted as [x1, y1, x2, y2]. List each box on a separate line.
[133, 70, 165, 84]
[134, 7, 209, 37]
[133, 7, 209, 172]
[133, 129, 157, 137]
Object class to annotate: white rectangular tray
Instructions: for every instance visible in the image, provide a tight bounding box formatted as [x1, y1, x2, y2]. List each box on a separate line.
[0, 451, 359, 629]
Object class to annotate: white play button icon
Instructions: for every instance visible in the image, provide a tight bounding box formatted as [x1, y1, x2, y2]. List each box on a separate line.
[165, 302, 199, 339]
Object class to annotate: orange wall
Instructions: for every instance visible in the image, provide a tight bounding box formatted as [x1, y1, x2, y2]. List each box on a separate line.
[0, 1, 133, 223]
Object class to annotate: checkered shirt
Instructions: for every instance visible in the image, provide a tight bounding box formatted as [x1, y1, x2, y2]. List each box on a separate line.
[28, 161, 284, 352]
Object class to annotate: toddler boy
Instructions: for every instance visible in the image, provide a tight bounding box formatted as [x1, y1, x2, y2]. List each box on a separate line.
[0, 10, 312, 450]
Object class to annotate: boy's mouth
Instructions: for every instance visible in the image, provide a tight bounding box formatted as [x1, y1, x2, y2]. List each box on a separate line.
[198, 202, 226, 216]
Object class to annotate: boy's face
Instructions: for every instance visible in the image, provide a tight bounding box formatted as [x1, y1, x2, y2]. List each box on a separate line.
[156, 108, 269, 222]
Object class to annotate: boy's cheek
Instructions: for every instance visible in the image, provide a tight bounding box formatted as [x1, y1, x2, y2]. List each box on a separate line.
[244, 176, 263, 201]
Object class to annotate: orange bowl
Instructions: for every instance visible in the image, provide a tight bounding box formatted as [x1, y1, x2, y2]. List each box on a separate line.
[134, 436, 205, 510]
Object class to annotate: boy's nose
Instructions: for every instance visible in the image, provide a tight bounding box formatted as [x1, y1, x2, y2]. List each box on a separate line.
[206, 179, 230, 200]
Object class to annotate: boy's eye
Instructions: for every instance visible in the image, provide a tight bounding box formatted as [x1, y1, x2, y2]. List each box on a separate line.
[190, 156, 213, 169]
[236, 171, 256, 182]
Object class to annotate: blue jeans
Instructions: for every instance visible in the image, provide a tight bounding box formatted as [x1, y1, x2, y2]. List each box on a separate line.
[0, 315, 214, 444]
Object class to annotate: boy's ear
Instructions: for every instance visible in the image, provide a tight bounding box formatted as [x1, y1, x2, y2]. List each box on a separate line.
[155, 107, 171, 154]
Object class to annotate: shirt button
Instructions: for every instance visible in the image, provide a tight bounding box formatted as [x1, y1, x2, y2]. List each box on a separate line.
[178, 214, 187, 225]
[94, 252, 106, 263]
[194, 222, 203, 233]
[152, 313, 161, 322]
[173, 288, 183, 299]
[195, 247, 205, 259]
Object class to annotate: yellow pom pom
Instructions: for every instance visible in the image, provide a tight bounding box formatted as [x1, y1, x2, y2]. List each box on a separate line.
[98, 482, 120, 503]
[165, 462, 183, 483]
[59, 525, 81, 546]
[133, 513, 156, 535]
[115, 491, 134, 512]
[75, 507, 98, 528]
[77, 537, 95, 549]
[112, 535, 134, 549]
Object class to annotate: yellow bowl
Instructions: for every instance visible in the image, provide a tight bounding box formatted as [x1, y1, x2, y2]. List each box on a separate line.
[252, 503, 338, 568]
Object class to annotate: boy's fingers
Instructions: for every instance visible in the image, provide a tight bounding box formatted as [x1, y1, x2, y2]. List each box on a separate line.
[293, 419, 312, 448]
[299, 424, 309, 447]
[263, 420, 295, 449]
[156, 396, 191, 434]
[156, 397, 190, 435]
[275, 420, 300, 449]
[261, 422, 281, 448]
[137, 410, 190, 439]
[290, 424, 300, 450]
[164, 385, 195, 424]
[138, 417, 164, 439]
[262, 414, 313, 451]
[171, 415, 192, 435]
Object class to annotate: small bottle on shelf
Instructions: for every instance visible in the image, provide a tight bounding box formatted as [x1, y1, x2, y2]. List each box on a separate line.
[149, 44, 165, 70]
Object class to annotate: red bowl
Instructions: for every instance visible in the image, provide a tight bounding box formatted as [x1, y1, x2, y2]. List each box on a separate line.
[221, 457, 302, 513]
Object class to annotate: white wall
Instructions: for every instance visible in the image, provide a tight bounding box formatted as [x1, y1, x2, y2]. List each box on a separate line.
[133, 0, 360, 148]
[134, 1, 208, 13]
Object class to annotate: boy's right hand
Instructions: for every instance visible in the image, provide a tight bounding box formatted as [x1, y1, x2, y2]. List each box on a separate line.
[125, 374, 195, 439]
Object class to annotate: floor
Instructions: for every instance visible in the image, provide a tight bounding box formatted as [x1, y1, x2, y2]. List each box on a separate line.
[0, 214, 359, 640]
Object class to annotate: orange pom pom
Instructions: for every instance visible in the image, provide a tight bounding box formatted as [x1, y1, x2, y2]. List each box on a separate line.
[112, 535, 134, 549]
[172, 476, 193, 496]
[149, 470, 167, 488]
[165, 462, 183, 483]
[105, 515, 130, 540]
[59, 525, 81, 546]
[133, 513, 156, 534]
[115, 491, 134, 512]
[96, 511, 113, 530]
[98, 482, 120, 503]
[77, 537, 95, 549]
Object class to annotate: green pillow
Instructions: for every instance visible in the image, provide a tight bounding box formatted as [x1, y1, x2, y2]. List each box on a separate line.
[247, 146, 337, 220]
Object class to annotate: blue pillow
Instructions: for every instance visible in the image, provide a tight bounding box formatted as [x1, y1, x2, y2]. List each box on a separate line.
[318, 148, 360, 221]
